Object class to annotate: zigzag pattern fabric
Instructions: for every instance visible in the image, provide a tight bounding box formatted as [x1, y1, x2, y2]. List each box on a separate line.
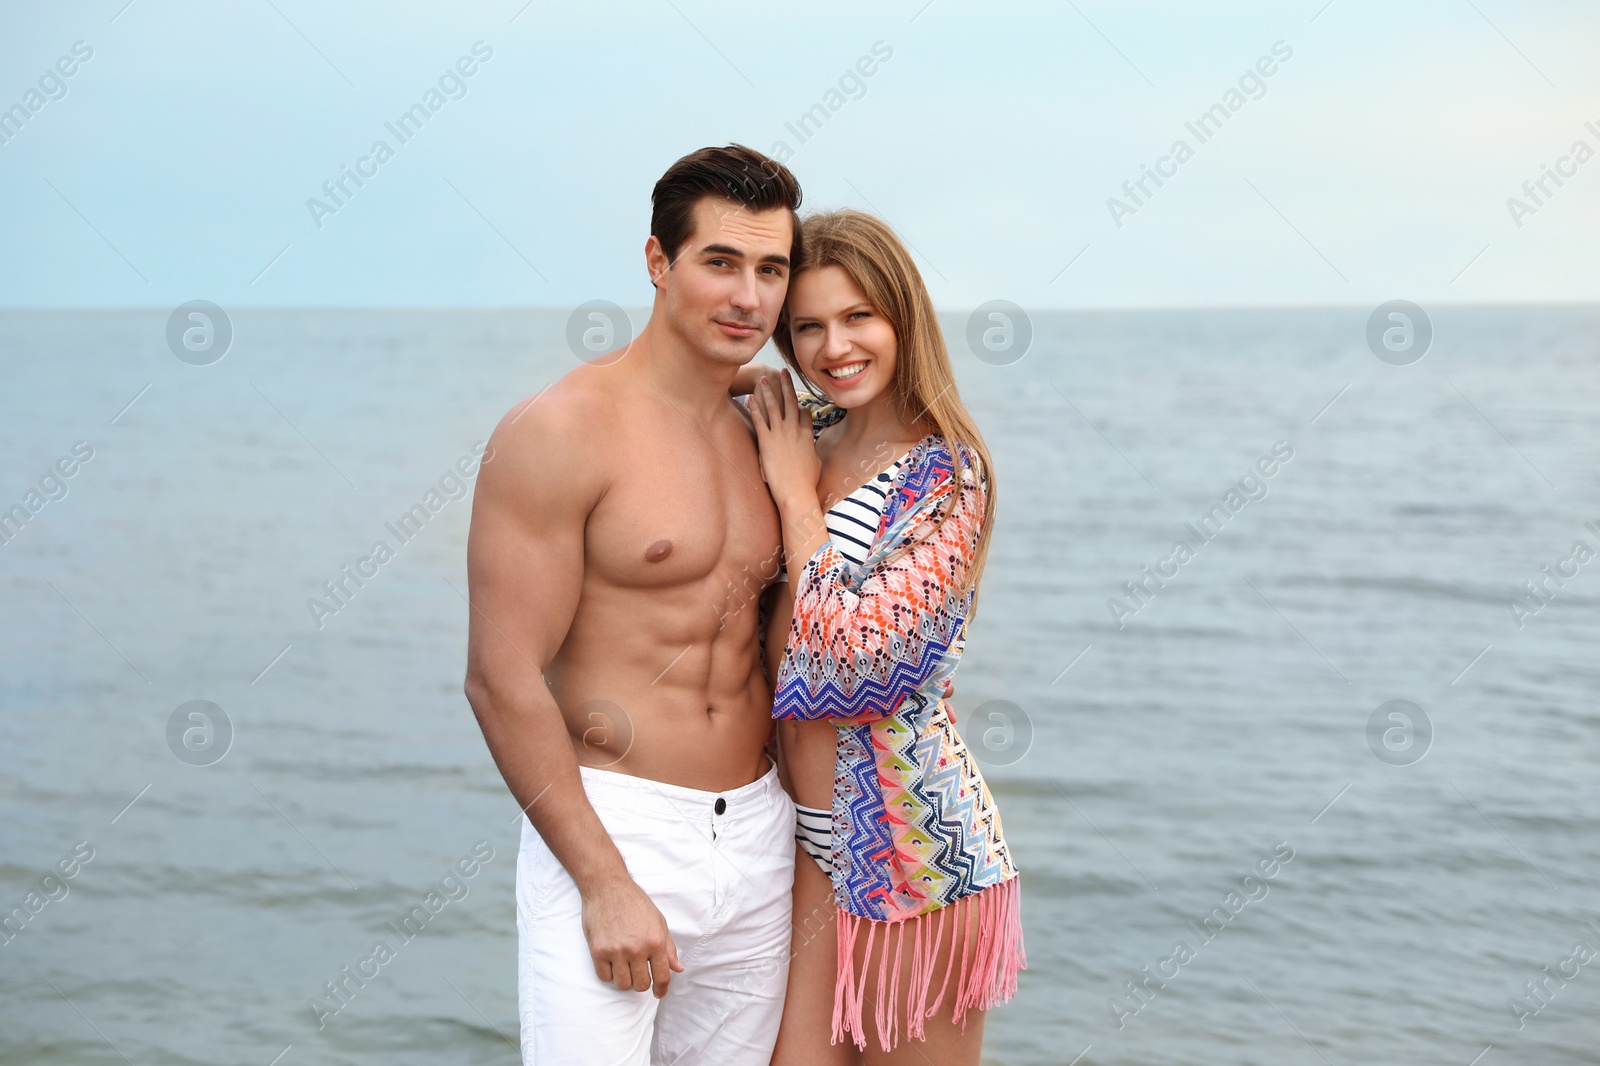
[773, 430, 1019, 922]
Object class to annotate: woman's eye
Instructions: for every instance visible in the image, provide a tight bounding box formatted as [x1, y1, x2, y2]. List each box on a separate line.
[848, 311, 870, 321]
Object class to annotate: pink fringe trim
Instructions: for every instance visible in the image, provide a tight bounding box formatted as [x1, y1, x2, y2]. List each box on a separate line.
[832, 876, 1026, 1052]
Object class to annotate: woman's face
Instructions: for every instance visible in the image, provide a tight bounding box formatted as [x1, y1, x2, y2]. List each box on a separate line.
[784, 265, 897, 408]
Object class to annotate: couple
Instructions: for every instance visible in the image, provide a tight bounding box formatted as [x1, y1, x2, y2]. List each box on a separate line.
[463, 144, 1023, 1065]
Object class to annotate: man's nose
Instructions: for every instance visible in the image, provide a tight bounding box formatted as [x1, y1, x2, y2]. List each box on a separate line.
[728, 268, 760, 310]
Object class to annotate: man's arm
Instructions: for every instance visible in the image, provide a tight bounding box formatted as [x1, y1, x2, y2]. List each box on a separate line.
[462, 394, 682, 997]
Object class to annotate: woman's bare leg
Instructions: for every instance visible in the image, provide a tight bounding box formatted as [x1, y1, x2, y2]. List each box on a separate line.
[770, 844, 859, 1066]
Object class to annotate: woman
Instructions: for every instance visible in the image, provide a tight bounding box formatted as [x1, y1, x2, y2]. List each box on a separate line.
[741, 209, 1024, 1063]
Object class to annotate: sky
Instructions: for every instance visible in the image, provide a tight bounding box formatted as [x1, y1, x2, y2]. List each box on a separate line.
[1, 0, 1596, 309]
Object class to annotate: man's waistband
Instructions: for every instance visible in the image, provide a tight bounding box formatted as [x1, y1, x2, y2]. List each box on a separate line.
[578, 758, 785, 823]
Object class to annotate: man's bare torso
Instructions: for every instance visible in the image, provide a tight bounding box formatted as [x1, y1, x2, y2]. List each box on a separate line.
[538, 364, 782, 793]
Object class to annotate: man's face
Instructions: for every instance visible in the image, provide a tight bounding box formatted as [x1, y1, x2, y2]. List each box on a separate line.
[650, 196, 793, 369]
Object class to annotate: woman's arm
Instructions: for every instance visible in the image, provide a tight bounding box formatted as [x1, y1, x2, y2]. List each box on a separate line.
[773, 451, 985, 725]
[750, 370, 979, 725]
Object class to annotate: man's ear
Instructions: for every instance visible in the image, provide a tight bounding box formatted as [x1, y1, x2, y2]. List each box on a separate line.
[644, 235, 668, 290]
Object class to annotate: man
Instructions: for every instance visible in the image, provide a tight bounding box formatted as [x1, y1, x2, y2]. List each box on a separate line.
[463, 145, 802, 1065]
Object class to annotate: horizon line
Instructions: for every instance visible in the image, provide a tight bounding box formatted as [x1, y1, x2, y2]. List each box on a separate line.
[2, 301, 1597, 314]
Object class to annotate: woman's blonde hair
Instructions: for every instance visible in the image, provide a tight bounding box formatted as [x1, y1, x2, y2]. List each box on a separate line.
[772, 208, 996, 598]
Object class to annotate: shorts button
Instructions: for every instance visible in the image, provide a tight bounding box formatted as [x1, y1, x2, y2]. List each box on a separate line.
[714, 797, 727, 815]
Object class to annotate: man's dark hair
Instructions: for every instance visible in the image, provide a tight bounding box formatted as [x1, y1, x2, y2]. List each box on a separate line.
[650, 144, 803, 272]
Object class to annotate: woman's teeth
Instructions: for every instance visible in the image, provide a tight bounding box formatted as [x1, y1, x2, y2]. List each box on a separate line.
[825, 363, 867, 380]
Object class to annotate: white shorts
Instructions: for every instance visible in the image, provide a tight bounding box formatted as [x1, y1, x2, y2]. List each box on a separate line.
[516, 761, 796, 1065]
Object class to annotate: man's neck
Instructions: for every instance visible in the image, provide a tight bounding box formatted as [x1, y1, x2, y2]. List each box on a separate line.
[625, 317, 740, 424]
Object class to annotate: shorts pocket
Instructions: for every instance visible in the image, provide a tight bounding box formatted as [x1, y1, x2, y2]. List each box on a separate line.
[517, 825, 563, 922]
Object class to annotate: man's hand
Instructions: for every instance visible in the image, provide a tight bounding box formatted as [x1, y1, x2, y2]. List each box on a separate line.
[581, 875, 684, 997]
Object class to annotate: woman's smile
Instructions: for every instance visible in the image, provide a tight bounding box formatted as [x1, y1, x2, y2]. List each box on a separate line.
[822, 359, 869, 381]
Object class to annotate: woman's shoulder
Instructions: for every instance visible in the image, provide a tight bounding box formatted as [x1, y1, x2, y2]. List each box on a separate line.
[903, 434, 987, 488]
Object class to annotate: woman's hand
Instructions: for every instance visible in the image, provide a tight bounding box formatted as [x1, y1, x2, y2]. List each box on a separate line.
[751, 370, 830, 573]
[750, 370, 821, 510]
[729, 361, 781, 397]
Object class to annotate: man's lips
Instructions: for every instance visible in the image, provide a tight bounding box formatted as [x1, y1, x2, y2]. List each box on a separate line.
[715, 320, 759, 338]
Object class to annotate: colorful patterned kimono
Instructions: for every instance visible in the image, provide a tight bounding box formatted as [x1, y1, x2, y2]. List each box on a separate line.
[773, 419, 1024, 1051]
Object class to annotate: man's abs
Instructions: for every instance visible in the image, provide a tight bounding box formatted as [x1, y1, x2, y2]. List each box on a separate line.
[550, 613, 775, 792]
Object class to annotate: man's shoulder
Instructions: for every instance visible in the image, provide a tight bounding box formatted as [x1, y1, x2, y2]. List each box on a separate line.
[479, 369, 619, 503]
[488, 367, 617, 454]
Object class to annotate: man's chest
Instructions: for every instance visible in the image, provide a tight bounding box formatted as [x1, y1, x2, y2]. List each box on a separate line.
[584, 440, 782, 592]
